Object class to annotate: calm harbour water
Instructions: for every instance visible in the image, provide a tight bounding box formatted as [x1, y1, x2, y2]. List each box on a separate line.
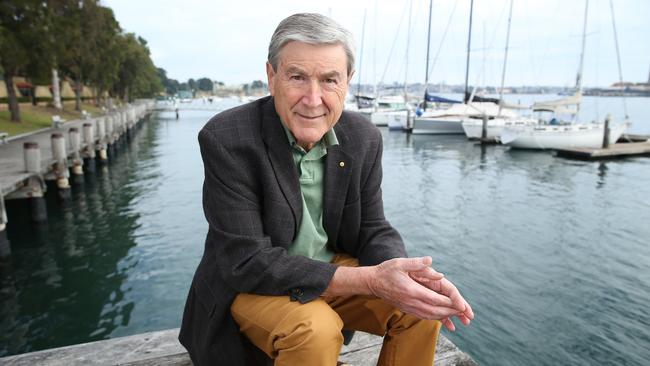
[1, 95, 649, 365]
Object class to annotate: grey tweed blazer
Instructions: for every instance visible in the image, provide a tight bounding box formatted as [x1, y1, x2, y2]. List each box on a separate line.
[179, 96, 407, 366]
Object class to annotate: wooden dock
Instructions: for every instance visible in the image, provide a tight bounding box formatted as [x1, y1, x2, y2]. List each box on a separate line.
[0, 328, 477, 366]
[0, 101, 153, 197]
[555, 140, 650, 160]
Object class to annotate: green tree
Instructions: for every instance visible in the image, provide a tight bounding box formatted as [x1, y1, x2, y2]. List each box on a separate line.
[84, 5, 122, 106]
[187, 78, 196, 91]
[251, 80, 266, 89]
[197, 77, 213, 92]
[112, 33, 162, 101]
[0, 1, 49, 122]
[157, 67, 180, 95]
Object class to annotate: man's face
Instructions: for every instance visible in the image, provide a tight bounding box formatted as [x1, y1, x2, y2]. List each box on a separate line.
[267, 41, 352, 150]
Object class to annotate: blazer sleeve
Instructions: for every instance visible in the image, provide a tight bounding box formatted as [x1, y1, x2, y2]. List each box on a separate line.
[356, 132, 408, 266]
[198, 127, 337, 304]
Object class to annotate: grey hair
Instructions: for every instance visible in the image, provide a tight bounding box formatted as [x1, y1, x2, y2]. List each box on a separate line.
[268, 13, 356, 76]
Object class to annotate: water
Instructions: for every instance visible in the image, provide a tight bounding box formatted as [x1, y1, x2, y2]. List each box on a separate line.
[1, 96, 649, 365]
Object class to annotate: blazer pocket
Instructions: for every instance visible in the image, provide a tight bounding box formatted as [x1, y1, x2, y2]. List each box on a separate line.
[194, 276, 218, 318]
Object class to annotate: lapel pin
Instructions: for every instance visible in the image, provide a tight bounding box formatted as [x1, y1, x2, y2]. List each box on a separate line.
[339, 161, 345, 167]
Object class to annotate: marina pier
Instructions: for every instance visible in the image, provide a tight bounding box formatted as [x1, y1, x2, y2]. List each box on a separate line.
[0, 100, 154, 258]
[0, 327, 476, 366]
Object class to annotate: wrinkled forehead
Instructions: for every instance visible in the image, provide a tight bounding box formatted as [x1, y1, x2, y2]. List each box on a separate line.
[276, 41, 349, 75]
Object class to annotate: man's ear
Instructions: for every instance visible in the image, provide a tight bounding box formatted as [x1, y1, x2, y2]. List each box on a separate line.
[266, 62, 276, 96]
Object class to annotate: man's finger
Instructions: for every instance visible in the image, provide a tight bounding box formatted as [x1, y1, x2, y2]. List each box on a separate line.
[442, 317, 455, 331]
[456, 313, 471, 326]
[397, 257, 433, 272]
[409, 267, 444, 281]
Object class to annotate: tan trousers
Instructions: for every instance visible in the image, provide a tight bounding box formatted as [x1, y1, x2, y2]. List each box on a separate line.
[231, 254, 442, 366]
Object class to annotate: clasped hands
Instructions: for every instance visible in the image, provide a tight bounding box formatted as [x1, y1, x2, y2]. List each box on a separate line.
[368, 257, 474, 331]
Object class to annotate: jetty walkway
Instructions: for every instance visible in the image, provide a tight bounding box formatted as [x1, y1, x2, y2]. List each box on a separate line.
[0, 327, 477, 365]
[0, 100, 154, 257]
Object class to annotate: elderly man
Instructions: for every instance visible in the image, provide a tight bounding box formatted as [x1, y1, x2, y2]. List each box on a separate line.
[179, 13, 473, 366]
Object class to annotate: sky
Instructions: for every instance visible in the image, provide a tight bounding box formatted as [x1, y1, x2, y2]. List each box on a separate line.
[103, 0, 650, 88]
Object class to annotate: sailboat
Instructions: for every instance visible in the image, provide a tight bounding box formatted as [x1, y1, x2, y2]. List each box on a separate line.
[499, 0, 629, 150]
[460, 0, 538, 140]
[366, 1, 413, 128]
[412, 0, 507, 135]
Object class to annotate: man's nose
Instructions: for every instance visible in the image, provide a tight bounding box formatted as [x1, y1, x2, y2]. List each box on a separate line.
[301, 80, 323, 108]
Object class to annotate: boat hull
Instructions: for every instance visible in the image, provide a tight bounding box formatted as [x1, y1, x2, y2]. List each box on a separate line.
[500, 123, 627, 150]
[412, 116, 465, 134]
[461, 117, 538, 140]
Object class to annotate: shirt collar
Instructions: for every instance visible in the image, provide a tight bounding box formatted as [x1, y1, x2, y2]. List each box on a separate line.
[281, 122, 339, 153]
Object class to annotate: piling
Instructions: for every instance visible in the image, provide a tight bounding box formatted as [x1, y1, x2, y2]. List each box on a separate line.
[105, 115, 116, 157]
[51, 133, 71, 200]
[602, 114, 611, 149]
[481, 114, 488, 140]
[68, 128, 84, 185]
[0, 192, 10, 258]
[96, 117, 108, 165]
[23, 142, 47, 222]
[405, 108, 413, 134]
[82, 123, 96, 173]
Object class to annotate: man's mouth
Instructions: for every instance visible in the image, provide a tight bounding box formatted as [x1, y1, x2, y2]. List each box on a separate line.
[295, 112, 326, 119]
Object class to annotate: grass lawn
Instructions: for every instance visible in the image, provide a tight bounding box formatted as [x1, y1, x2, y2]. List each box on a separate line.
[0, 102, 104, 137]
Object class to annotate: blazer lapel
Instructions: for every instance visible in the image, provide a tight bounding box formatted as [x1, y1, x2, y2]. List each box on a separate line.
[323, 122, 354, 248]
[261, 98, 302, 235]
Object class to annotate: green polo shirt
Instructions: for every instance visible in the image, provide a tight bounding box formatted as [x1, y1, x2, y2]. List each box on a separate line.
[282, 124, 338, 263]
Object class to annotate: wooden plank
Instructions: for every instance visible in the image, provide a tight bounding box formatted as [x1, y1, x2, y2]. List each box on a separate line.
[556, 142, 650, 160]
[0, 328, 477, 366]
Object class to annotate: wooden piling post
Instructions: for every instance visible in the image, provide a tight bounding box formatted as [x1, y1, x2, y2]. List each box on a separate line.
[405, 108, 412, 133]
[68, 128, 84, 185]
[0, 192, 10, 258]
[24, 142, 41, 173]
[105, 115, 116, 157]
[23, 142, 47, 222]
[96, 117, 108, 164]
[481, 114, 488, 141]
[82, 122, 96, 173]
[602, 114, 611, 149]
[51, 132, 71, 200]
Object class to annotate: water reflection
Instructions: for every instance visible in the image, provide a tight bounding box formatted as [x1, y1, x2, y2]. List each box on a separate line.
[0, 120, 158, 356]
[597, 162, 608, 188]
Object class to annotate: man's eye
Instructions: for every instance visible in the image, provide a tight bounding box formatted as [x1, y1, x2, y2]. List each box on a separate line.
[289, 75, 304, 81]
[325, 79, 337, 84]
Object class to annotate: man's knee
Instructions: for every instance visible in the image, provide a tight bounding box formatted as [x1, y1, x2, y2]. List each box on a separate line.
[274, 300, 344, 350]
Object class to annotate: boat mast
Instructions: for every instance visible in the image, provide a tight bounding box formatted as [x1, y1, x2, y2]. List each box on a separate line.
[403, 0, 413, 105]
[498, 0, 514, 115]
[423, 0, 433, 110]
[575, 0, 589, 119]
[609, 0, 628, 119]
[356, 9, 367, 101]
[463, 0, 474, 103]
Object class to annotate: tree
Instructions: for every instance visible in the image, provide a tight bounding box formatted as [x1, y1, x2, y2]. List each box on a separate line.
[251, 80, 266, 89]
[197, 77, 213, 92]
[187, 78, 197, 91]
[0, 1, 49, 122]
[157, 67, 180, 95]
[84, 5, 122, 106]
[112, 33, 162, 101]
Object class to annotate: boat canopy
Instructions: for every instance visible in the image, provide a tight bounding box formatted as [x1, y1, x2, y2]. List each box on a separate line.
[532, 93, 581, 114]
[355, 95, 375, 109]
[465, 92, 500, 104]
[424, 92, 462, 104]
